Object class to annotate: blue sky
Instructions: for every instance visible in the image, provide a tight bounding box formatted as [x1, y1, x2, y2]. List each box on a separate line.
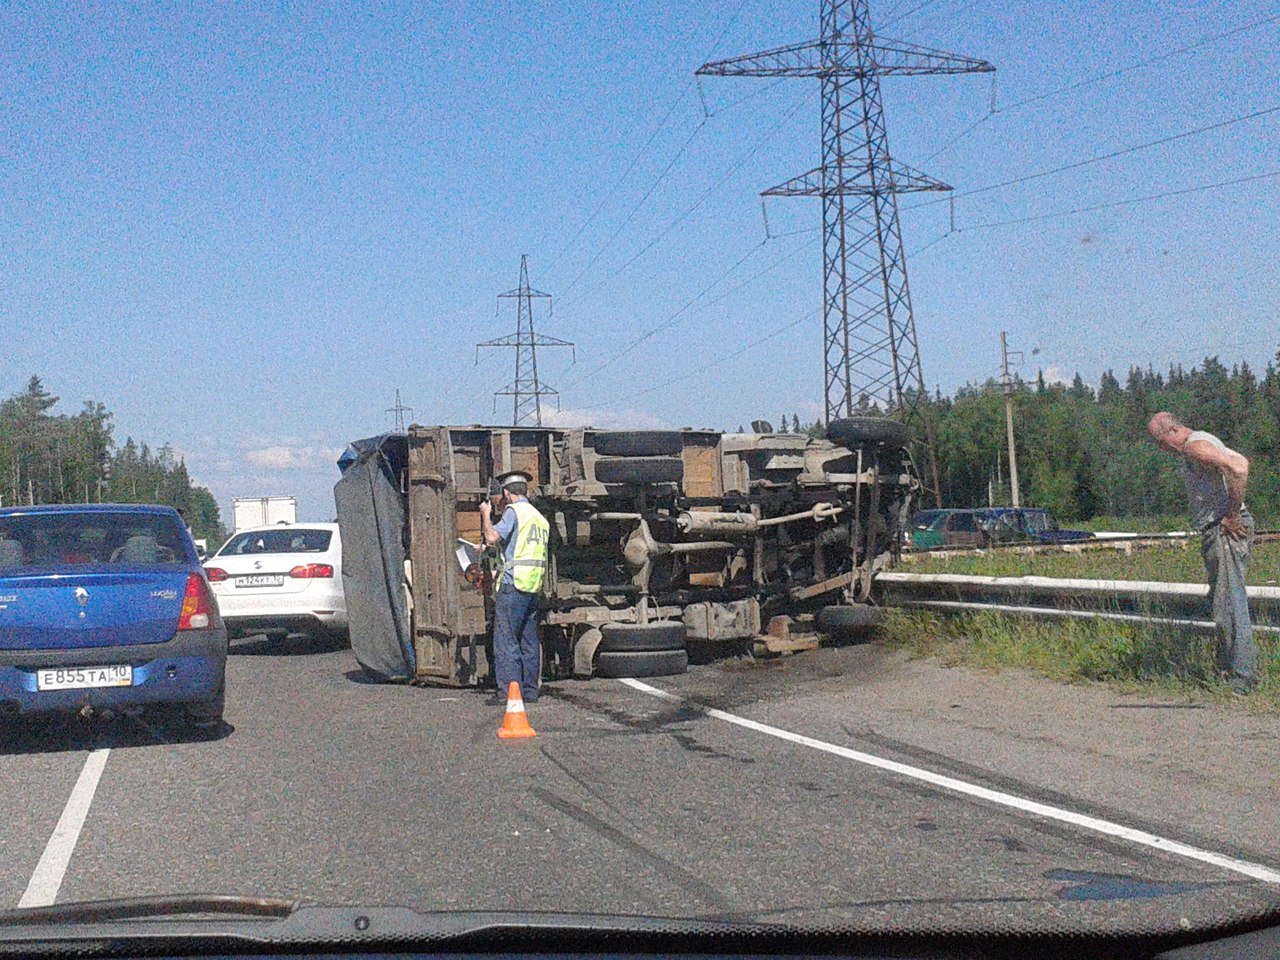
[2, 0, 1277, 520]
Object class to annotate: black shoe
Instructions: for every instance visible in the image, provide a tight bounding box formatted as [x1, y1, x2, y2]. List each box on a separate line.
[486, 694, 507, 706]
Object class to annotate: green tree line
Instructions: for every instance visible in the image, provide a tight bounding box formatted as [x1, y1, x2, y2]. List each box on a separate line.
[919, 352, 1280, 524]
[753, 350, 1280, 524]
[0, 376, 226, 543]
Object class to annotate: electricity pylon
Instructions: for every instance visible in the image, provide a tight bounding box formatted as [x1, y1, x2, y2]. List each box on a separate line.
[698, 0, 992, 500]
[477, 255, 575, 426]
[385, 389, 413, 432]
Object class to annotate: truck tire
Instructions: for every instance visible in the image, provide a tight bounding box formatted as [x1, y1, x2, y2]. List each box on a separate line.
[598, 621, 687, 654]
[595, 649, 689, 678]
[592, 431, 684, 457]
[595, 456, 684, 485]
[826, 417, 909, 449]
[817, 604, 882, 642]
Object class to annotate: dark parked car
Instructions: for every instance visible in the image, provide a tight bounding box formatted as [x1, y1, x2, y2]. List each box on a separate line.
[908, 509, 987, 550]
[909, 507, 1094, 549]
[977, 507, 1094, 545]
[0, 504, 226, 726]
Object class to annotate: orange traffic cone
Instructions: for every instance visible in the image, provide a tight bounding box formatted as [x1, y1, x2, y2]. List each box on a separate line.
[497, 681, 537, 739]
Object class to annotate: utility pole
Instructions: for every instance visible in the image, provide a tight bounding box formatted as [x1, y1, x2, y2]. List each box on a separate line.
[697, 0, 992, 508]
[385, 389, 413, 433]
[1000, 331, 1021, 508]
[477, 255, 575, 426]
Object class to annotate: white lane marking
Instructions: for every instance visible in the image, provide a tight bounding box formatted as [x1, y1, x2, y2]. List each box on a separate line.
[18, 749, 110, 907]
[619, 678, 1280, 885]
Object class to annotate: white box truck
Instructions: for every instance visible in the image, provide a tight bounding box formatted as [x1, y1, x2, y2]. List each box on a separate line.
[232, 496, 297, 532]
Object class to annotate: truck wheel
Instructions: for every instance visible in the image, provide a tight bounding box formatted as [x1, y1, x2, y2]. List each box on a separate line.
[595, 649, 689, 678]
[595, 457, 684, 485]
[591, 431, 684, 457]
[817, 604, 882, 642]
[599, 621, 687, 653]
[826, 417, 909, 449]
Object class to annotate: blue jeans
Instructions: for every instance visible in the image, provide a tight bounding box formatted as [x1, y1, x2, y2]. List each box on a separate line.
[1202, 511, 1258, 688]
[492, 586, 541, 700]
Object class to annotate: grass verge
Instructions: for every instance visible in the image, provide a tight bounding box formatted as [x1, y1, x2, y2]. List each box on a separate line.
[880, 608, 1280, 713]
[902, 540, 1280, 587]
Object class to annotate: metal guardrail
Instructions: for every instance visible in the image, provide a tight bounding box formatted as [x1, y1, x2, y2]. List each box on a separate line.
[901, 529, 1280, 559]
[878, 571, 1280, 634]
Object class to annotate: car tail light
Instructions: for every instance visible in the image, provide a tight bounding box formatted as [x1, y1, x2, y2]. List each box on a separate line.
[178, 573, 216, 630]
[205, 567, 229, 583]
[289, 563, 334, 579]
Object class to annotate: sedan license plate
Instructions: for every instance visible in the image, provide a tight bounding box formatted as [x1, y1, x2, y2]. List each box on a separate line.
[37, 664, 132, 691]
[236, 575, 285, 588]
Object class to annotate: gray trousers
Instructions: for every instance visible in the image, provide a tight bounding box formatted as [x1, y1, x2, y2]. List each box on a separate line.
[1201, 511, 1258, 685]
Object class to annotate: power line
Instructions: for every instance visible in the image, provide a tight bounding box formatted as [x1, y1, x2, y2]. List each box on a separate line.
[558, 119, 708, 297]
[586, 170, 1276, 412]
[543, 0, 758, 281]
[560, 87, 809, 310]
[761, 224, 822, 240]
[1001, 14, 1280, 117]
[924, 12, 1280, 163]
[910, 103, 1280, 210]
[957, 169, 1280, 230]
[605, 230, 954, 406]
[878, 0, 946, 31]
[556, 73, 791, 302]
[542, 91, 690, 279]
[622, 310, 819, 402]
[546, 0, 759, 287]
[563, 233, 817, 392]
[561, 240, 769, 390]
[709, 75, 790, 116]
[701, 0, 758, 62]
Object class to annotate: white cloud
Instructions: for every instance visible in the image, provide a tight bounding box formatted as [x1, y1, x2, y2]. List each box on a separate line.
[543, 407, 670, 430]
[243, 444, 344, 471]
[1040, 365, 1071, 386]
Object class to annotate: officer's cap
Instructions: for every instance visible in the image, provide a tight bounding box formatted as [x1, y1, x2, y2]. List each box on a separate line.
[496, 470, 533, 489]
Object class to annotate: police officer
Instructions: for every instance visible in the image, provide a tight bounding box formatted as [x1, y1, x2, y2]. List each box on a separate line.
[479, 470, 550, 704]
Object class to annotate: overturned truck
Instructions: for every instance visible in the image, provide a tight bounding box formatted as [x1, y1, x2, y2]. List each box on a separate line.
[335, 421, 917, 684]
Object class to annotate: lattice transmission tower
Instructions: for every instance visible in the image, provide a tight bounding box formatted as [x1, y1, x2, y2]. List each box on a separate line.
[698, 0, 993, 434]
[385, 389, 413, 432]
[477, 255, 575, 427]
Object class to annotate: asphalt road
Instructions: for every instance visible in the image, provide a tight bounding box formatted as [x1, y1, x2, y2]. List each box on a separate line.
[1, 634, 1278, 936]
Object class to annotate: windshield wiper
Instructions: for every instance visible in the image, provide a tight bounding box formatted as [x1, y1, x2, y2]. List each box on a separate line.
[0, 895, 297, 926]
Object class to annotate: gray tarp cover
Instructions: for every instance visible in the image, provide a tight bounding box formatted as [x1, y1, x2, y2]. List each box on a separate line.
[334, 435, 415, 681]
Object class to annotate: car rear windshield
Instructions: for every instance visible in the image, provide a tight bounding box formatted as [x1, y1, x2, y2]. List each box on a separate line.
[0, 512, 192, 572]
[218, 528, 332, 556]
[912, 510, 946, 528]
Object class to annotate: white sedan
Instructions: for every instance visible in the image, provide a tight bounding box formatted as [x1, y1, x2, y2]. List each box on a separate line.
[204, 523, 346, 639]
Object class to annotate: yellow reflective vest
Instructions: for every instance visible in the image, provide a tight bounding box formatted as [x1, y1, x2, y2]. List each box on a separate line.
[500, 500, 549, 594]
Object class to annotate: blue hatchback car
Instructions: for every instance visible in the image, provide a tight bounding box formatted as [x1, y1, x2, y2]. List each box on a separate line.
[0, 504, 227, 726]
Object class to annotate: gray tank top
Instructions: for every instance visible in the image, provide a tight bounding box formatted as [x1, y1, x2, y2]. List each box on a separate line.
[1181, 431, 1232, 530]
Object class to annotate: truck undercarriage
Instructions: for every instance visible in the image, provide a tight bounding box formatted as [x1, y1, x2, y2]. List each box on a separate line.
[336, 422, 917, 685]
